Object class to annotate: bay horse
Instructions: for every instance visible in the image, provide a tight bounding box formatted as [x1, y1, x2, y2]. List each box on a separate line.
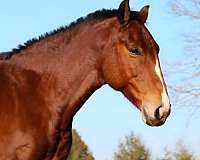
[0, 0, 171, 159]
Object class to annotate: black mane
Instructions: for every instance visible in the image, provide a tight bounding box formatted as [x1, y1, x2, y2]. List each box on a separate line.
[1, 9, 139, 60]
[10, 9, 118, 54]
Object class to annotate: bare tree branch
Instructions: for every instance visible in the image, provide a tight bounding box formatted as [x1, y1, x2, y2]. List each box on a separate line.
[168, 0, 200, 111]
[171, 0, 200, 19]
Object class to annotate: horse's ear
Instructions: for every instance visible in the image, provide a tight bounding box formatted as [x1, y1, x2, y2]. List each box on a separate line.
[138, 5, 150, 24]
[118, 0, 131, 25]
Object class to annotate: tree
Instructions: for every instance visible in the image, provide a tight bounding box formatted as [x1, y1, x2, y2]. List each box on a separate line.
[68, 129, 94, 160]
[169, 0, 200, 109]
[114, 132, 151, 160]
[159, 142, 198, 160]
[175, 144, 196, 160]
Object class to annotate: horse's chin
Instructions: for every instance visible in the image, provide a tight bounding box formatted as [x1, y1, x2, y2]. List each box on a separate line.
[142, 117, 165, 127]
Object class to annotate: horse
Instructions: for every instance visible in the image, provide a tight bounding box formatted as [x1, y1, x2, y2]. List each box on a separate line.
[0, 0, 171, 159]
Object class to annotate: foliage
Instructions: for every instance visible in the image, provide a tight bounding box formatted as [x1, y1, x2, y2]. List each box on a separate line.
[174, 143, 196, 160]
[159, 142, 198, 160]
[114, 132, 151, 160]
[67, 130, 199, 160]
[68, 129, 94, 160]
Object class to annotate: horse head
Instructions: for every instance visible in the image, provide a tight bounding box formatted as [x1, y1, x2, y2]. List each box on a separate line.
[101, 0, 171, 126]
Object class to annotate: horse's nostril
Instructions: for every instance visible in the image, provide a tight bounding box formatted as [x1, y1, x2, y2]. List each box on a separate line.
[154, 105, 162, 120]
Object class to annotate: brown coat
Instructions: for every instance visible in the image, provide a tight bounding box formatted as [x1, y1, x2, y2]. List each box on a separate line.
[0, 0, 170, 159]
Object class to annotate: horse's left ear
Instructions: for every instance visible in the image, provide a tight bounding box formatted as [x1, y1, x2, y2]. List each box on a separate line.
[118, 0, 131, 25]
[139, 5, 150, 24]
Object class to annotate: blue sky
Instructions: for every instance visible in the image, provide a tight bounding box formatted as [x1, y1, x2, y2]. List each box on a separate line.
[0, 0, 200, 159]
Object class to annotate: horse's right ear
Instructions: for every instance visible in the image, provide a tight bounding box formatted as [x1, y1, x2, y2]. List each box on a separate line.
[118, 0, 131, 25]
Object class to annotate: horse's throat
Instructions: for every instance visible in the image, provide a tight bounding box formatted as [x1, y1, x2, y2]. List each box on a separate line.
[65, 70, 102, 116]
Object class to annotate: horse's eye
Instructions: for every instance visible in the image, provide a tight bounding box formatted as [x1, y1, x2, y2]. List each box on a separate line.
[129, 48, 141, 56]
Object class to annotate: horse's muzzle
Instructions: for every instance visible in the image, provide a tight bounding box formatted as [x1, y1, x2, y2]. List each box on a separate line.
[142, 104, 171, 127]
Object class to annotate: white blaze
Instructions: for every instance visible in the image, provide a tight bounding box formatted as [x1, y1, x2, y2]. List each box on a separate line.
[155, 55, 170, 109]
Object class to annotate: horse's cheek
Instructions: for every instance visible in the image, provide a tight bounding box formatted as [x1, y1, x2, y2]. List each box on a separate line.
[101, 55, 123, 90]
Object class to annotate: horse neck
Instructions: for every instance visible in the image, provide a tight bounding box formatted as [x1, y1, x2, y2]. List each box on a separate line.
[5, 19, 118, 120]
